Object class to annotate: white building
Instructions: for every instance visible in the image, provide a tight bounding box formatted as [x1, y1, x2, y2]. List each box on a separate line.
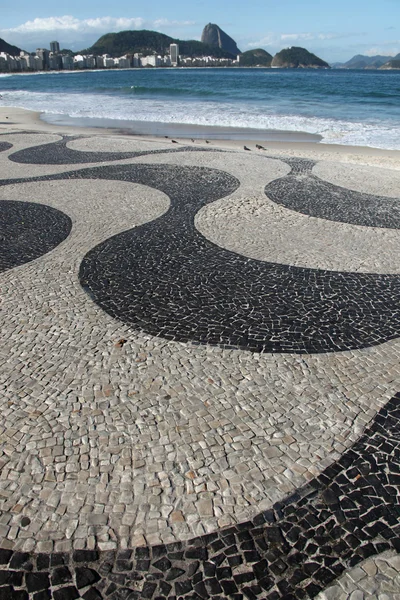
[103, 57, 115, 68]
[117, 56, 131, 68]
[74, 55, 87, 69]
[140, 55, 161, 67]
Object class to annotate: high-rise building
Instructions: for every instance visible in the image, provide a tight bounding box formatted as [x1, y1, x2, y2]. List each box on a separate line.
[170, 44, 179, 66]
[50, 41, 60, 54]
[36, 48, 49, 68]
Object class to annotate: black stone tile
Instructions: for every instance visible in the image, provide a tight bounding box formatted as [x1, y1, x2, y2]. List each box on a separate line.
[0, 200, 72, 273]
[76, 567, 101, 588]
[26, 572, 50, 592]
[33, 591, 52, 600]
[72, 551, 99, 563]
[0, 550, 12, 565]
[51, 567, 72, 585]
[33, 590, 53, 600]
[9, 553, 32, 570]
[53, 586, 80, 600]
[0, 570, 23, 585]
[82, 589, 103, 600]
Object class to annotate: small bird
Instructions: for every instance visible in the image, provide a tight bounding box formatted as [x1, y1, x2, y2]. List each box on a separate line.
[164, 135, 169, 138]
[191, 138, 195, 143]
[171, 139, 178, 143]
[205, 140, 210, 144]
[244, 145, 251, 151]
[256, 144, 266, 150]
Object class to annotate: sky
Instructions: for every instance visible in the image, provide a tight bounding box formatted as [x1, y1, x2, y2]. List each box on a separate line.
[1, 0, 399, 63]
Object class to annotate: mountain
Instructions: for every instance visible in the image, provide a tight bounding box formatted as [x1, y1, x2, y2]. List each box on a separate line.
[342, 54, 393, 69]
[239, 49, 273, 67]
[82, 30, 235, 59]
[380, 54, 400, 69]
[0, 37, 22, 57]
[271, 47, 329, 69]
[201, 23, 241, 56]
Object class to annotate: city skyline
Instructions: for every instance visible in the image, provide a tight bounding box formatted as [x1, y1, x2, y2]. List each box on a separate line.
[0, 0, 399, 63]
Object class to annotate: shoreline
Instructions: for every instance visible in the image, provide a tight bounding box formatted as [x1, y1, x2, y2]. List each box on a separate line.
[1, 106, 400, 169]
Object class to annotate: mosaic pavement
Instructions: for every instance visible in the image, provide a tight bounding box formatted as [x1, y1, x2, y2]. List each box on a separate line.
[0, 132, 400, 598]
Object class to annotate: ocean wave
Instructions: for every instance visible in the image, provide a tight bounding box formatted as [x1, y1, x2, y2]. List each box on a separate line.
[92, 84, 220, 97]
[1, 89, 400, 150]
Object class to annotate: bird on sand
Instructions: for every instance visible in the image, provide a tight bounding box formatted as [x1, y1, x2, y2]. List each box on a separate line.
[205, 140, 210, 144]
[171, 139, 178, 143]
[244, 146, 251, 151]
[256, 144, 266, 150]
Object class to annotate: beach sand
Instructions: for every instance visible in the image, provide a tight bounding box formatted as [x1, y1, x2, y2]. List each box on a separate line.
[1, 105, 400, 170]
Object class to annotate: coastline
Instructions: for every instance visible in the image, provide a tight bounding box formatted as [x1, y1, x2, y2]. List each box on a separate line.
[1, 106, 400, 170]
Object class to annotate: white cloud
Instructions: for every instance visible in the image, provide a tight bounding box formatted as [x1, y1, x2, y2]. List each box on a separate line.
[364, 45, 399, 56]
[246, 34, 278, 48]
[247, 32, 335, 49]
[153, 19, 196, 28]
[281, 33, 315, 42]
[5, 16, 146, 34]
[0, 15, 198, 51]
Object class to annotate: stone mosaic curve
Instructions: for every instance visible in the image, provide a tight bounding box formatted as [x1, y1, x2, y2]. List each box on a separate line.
[2, 161, 400, 353]
[315, 550, 400, 599]
[265, 158, 400, 229]
[0, 142, 12, 153]
[0, 199, 72, 272]
[0, 391, 398, 600]
[7, 135, 221, 165]
[1, 134, 400, 598]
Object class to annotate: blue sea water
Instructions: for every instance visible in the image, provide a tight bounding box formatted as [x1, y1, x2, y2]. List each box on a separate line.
[0, 67, 399, 149]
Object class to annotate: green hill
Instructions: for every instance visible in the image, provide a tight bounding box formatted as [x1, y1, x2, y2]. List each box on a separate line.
[0, 37, 22, 57]
[380, 54, 400, 69]
[271, 47, 329, 68]
[82, 30, 236, 59]
[239, 49, 273, 67]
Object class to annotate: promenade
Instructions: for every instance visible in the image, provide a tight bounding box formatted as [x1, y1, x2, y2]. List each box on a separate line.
[0, 122, 400, 599]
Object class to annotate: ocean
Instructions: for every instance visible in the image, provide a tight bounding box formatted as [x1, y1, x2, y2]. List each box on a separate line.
[1, 67, 399, 150]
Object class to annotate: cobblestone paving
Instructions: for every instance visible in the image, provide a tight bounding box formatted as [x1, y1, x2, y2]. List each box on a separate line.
[0, 200, 72, 272]
[8, 134, 221, 165]
[0, 132, 399, 598]
[0, 142, 12, 153]
[265, 158, 400, 228]
[316, 551, 400, 599]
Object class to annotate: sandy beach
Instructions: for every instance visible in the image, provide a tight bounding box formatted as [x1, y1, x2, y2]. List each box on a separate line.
[1, 105, 400, 170]
[1, 103, 400, 598]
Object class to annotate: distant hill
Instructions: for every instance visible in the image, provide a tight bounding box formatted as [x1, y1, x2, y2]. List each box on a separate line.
[380, 54, 400, 69]
[0, 37, 22, 57]
[201, 23, 241, 56]
[341, 54, 393, 69]
[82, 30, 235, 59]
[239, 49, 272, 67]
[271, 47, 329, 68]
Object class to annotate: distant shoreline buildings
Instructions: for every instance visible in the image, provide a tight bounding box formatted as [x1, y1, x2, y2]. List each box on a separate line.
[0, 41, 241, 73]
